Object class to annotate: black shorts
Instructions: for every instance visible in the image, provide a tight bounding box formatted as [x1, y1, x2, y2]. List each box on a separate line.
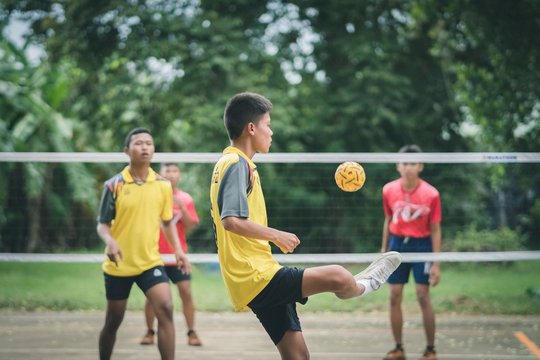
[104, 265, 169, 301]
[247, 267, 308, 345]
[164, 265, 191, 283]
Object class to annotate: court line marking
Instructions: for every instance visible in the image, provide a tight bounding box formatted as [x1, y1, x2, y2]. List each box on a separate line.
[515, 331, 540, 359]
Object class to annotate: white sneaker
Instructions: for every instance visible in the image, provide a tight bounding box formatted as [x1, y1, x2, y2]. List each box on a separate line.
[354, 251, 402, 290]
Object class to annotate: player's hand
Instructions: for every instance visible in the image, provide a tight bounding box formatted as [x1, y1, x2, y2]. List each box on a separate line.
[106, 240, 123, 267]
[275, 231, 300, 254]
[429, 264, 440, 287]
[176, 252, 191, 274]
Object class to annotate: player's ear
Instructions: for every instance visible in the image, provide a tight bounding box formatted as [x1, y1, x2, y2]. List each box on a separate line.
[247, 122, 256, 135]
[123, 146, 129, 155]
[418, 163, 424, 172]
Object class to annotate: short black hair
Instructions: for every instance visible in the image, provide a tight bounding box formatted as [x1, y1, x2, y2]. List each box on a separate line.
[398, 144, 422, 153]
[223, 92, 273, 140]
[124, 127, 152, 148]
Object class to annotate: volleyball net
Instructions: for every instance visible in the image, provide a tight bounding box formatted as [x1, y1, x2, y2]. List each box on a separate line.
[1, 251, 540, 264]
[1, 151, 539, 264]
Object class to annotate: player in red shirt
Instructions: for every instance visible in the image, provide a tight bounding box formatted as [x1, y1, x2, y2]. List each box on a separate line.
[140, 163, 202, 347]
[381, 145, 441, 360]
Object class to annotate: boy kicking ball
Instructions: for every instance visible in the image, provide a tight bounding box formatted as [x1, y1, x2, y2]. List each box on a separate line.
[210, 92, 402, 359]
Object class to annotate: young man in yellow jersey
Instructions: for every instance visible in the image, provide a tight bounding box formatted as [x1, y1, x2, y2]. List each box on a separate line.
[96, 127, 190, 360]
[210, 92, 402, 359]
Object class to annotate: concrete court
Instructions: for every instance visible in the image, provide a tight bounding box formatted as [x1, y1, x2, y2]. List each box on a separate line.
[1, 310, 539, 360]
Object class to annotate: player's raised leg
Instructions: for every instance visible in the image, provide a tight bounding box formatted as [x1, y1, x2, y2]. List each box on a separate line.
[302, 252, 402, 299]
[302, 264, 359, 298]
[354, 252, 403, 295]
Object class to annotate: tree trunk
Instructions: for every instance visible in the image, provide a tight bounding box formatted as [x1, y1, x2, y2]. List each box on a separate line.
[26, 196, 41, 252]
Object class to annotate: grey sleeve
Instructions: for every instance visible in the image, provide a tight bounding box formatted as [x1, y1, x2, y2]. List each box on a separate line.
[218, 161, 249, 220]
[96, 185, 115, 223]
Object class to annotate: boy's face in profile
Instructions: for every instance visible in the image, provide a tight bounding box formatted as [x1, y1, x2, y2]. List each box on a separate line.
[251, 113, 273, 154]
[396, 162, 423, 181]
[160, 164, 181, 187]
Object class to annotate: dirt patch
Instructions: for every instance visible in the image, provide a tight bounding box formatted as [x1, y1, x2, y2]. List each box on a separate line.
[1, 310, 539, 359]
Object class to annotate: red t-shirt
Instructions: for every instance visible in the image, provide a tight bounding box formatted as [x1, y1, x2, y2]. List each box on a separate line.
[382, 178, 441, 238]
[159, 189, 199, 264]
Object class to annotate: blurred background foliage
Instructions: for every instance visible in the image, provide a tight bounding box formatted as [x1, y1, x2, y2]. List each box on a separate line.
[0, 0, 539, 253]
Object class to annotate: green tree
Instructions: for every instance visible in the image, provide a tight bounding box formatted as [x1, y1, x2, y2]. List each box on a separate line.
[417, 0, 540, 246]
[0, 34, 97, 251]
[1, 0, 538, 251]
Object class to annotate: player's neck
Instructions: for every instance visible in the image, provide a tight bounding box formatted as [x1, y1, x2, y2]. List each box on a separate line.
[231, 141, 255, 159]
[128, 164, 150, 182]
[401, 177, 420, 191]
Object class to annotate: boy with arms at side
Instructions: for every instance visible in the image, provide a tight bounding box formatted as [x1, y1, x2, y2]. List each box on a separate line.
[210, 92, 402, 360]
[381, 144, 441, 360]
[96, 128, 190, 360]
[140, 163, 202, 347]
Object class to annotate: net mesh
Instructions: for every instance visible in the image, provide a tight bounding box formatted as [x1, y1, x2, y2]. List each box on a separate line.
[1, 152, 539, 262]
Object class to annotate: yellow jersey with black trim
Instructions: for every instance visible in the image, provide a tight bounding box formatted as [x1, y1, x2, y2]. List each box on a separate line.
[97, 166, 173, 276]
[210, 146, 282, 311]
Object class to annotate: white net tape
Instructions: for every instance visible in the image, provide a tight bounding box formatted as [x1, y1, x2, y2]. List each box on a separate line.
[1, 152, 540, 163]
[1, 251, 539, 264]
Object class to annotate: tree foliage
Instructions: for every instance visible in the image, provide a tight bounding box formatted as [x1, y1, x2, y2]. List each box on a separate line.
[1, 0, 538, 252]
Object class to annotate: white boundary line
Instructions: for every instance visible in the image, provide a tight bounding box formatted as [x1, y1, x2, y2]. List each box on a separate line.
[1, 152, 540, 163]
[1, 251, 539, 264]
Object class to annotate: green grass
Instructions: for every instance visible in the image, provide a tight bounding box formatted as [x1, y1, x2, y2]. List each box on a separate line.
[0, 261, 539, 314]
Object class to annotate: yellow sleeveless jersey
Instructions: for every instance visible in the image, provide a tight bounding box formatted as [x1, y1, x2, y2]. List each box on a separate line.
[97, 167, 173, 276]
[210, 147, 282, 311]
